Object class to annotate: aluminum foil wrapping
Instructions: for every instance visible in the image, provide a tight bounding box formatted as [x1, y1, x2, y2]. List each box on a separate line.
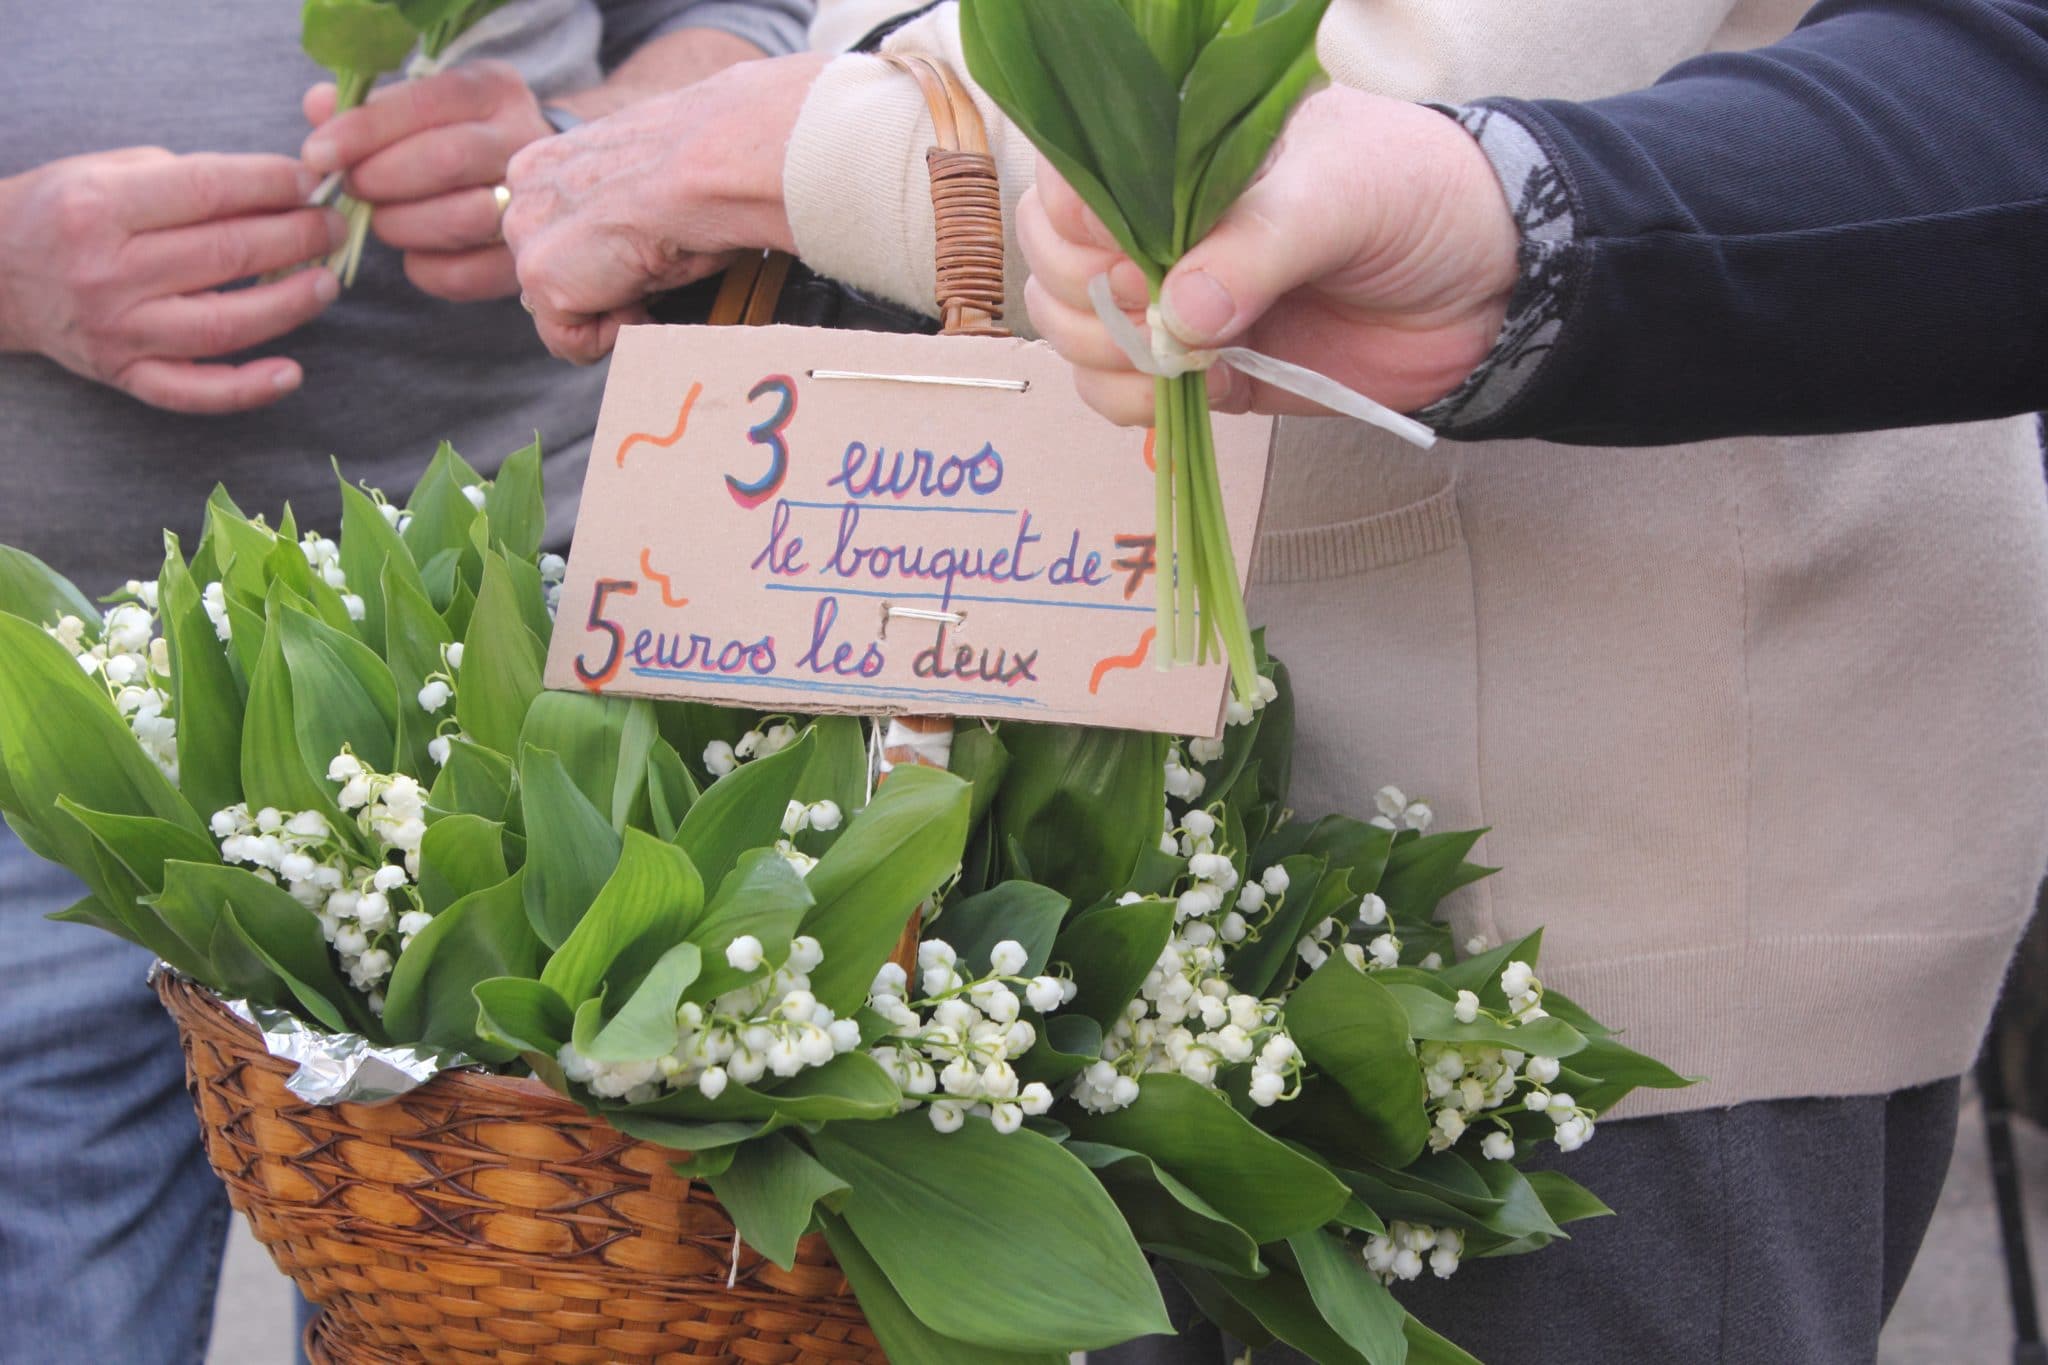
[152, 962, 478, 1104]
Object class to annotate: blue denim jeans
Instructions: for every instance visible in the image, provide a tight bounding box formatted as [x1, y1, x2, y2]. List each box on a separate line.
[0, 823, 230, 1365]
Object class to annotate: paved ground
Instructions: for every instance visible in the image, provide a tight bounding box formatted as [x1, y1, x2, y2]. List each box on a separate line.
[205, 1085, 2048, 1364]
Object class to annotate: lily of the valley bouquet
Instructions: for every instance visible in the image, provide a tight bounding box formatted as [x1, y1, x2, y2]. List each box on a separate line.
[0, 444, 1687, 1363]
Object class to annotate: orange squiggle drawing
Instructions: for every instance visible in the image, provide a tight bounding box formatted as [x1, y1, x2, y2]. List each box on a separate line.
[1142, 427, 1156, 472]
[640, 548, 689, 607]
[1089, 628, 1156, 694]
[616, 381, 703, 467]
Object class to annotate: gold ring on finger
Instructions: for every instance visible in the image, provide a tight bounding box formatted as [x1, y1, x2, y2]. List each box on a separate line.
[519, 293, 537, 316]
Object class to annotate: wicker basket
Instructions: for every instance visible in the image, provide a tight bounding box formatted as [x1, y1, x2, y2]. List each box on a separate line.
[161, 973, 884, 1364]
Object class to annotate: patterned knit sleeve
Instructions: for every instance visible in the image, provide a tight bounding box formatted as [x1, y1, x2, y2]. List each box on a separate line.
[1411, 103, 1578, 437]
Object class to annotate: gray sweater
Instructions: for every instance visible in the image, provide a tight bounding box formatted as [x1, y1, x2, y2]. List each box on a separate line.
[0, 0, 808, 594]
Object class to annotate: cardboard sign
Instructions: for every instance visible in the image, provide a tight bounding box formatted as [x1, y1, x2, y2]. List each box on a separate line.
[545, 324, 1275, 736]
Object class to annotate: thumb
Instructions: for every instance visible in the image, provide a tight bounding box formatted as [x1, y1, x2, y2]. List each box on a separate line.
[1155, 119, 1364, 349]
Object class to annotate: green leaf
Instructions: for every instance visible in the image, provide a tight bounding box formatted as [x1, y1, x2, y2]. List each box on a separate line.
[1523, 1170, 1614, 1227]
[415, 812, 509, 913]
[672, 728, 815, 892]
[380, 870, 542, 1058]
[571, 941, 700, 1063]
[158, 537, 244, 819]
[1067, 1140, 1264, 1278]
[817, 1211, 1070, 1365]
[540, 828, 704, 1006]
[1054, 898, 1175, 1029]
[519, 744, 623, 948]
[811, 1114, 1169, 1352]
[517, 691, 659, 833]
[0, 546, 97, 631]
[1382, 982, 1587, 1060]
[240, 616, 351, 847]
[336, 469, 425, 651]
[401, 441, 484, 564]
[277, 602, 398, 776]
[948, 720, 1009, 826]
[704, 1134, 847, 1272]
[932, 881, 1069, 978]
[1176, 0, 1332, 244]
[1222, 852, 1328, 998]
[1377, 829, 1496, 924]
[456, 554, 544, 757]
[1200, 1264, 1373, 1365]
[177, 860, 373, 1035]
[473, 975, 573, 1055]
[644, 739, 699, 840]
[1289, 1225, 1410, 1365]
[801, 764, 972, 1015]
[0, 613, 206, 903]
[792, 715, 866, 854]
[1403, 1314, 1484, 1365]
[379, 559, 454, 775]
[430, 736, 514, 823]
[1066, 1073, 1350, 1244]
[960, 0, 1155, 273]
[991, 721, 1166, 907]
[300, 0, 418, 76]
[683, 847, 814, 1001]
[483, 437, 545, 561]
[1302, 815, 1396, 898]
[1167, 1264, 1276, 1352]
[53, 802, 216, 978]
[1284, 961, 1431, 1166]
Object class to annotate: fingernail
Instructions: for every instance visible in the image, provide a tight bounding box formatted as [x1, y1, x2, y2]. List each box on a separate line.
[296, 165, 320, 198]
[1161, 269, 1235, 345]
[271, 366, 302, 394]
[303, 137, 335, 173]
[312, 269, 340, 304]
[323, 210, 348, 250]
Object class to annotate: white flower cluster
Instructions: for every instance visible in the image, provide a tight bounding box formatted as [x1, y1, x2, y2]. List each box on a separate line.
[702, 719, 799, 779]
[866, 940, 1062, 1134]
[1496, 959, 1598, 1153]
[1181, 671, 1280, 766]
[1296, 886, 1402, 977]
[45, 584, 177, 782]
[298, 533, 366, 623]
[538, 552, 567, 616]
[770, 798, 842, 877]
[1369, 784, 1434, 833]
[211, 764, 427, 1010]
[1419, 960, 1590, 1158]
[373, 490, 414, 537]
[1364, 1223, 1464, 1284]
[557, 934, 861, 1104]
[1076, 816, 1301, 1114]
[200, 581, 233, 642]
[415, 641, 465, 766]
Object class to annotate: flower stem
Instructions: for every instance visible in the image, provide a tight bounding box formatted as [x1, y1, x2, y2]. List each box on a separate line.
[1152, 372, 1176, 668]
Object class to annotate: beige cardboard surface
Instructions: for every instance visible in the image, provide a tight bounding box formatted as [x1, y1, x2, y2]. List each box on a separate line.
[545, 324, 1275, 736]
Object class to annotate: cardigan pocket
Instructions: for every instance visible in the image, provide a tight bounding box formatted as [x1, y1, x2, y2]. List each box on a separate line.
[1245, 480, 1499, 947]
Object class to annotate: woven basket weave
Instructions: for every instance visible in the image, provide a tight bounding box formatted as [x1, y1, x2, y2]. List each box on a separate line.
[160, 973, 884, 1364]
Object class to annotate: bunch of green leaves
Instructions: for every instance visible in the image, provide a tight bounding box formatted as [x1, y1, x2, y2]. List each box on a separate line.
[962, 0, 1333, 705]
[298, 0, 512, 283]
[0, 448, 1693, 1362]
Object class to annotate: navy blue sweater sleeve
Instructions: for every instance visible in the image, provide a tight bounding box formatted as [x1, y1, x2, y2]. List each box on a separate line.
[1440, 0, 2048, 446]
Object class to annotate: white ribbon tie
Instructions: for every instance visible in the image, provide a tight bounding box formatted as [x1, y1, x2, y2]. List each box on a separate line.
[1087, 274, 1437, 449]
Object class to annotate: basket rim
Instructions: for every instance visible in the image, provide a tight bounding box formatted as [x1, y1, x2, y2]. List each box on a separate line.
[161, 971, 591, 1119]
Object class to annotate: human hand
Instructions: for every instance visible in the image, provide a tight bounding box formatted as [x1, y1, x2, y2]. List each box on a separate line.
[503, 52, 830, 364]
[1019, 84, 1520, 425]
[302, 61, 553, 301]
[0, 149, 342, 413]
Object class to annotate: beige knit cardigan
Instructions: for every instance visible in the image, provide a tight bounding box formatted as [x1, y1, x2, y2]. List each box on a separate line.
[782, 0, 2048, 1117]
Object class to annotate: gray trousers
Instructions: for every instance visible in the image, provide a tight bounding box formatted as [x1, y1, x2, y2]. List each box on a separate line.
[1095, 1079, 1961, 1365]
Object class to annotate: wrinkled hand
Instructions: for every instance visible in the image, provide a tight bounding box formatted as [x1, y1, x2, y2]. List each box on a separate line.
[503, 53, 828, 364]
[1020, 84, 1521, 426]
[303, 61, 553, 301]
[0, 148, 341, 413]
